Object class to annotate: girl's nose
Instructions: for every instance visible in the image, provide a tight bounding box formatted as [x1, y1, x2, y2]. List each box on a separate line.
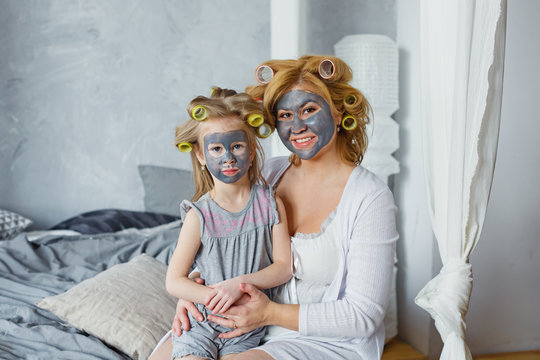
[223, 152, 235, 163]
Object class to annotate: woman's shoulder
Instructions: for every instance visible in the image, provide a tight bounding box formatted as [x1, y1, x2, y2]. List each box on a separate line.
[347, 165, 394, 200]
[262, 156, 290, 186]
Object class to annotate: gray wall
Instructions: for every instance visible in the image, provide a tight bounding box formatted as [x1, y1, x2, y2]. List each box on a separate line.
[0, 0, 270, 228]
[0, 0, 398, 229]
[306, 0, 396, 54]
[466, 0, 540, 354]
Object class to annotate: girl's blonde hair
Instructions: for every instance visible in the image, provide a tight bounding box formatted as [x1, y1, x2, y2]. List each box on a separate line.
[175, 87, 267, 201]
[246, 55, 372, 166]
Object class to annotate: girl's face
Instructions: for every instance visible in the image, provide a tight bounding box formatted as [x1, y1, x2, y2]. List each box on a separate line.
[197, 117, 252, 184]
[275, 87, 338, 160]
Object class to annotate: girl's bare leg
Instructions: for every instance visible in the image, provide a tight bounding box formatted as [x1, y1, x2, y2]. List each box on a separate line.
[148, 337, 173, 360]
[149, 336, 211, 360]
[223, 349, 274, 360]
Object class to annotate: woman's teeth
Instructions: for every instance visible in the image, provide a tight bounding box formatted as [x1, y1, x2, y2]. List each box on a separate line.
[295, 137, 312, 144]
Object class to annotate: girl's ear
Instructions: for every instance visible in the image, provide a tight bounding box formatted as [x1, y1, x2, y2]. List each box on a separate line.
[194, 145, 206, 165]
[249, 138, 257, 162]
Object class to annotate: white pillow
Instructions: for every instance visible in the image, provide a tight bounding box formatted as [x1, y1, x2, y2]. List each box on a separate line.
[37, 254, 176, 360]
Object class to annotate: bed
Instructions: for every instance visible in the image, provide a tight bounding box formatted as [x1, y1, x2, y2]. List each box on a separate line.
[0, 165, 194, 359]
[0, 164, 398, 359]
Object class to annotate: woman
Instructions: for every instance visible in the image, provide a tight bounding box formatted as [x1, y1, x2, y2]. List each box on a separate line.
[152, 55, 398, 360]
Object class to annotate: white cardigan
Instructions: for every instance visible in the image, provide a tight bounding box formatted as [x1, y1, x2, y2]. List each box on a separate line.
[263, 157, 399, 357]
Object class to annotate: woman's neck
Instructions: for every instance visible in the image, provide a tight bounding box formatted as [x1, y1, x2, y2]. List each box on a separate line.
[296, 143, 351, 182]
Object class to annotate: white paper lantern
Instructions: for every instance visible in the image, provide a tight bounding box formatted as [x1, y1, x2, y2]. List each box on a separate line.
[335, 34, 400, 183]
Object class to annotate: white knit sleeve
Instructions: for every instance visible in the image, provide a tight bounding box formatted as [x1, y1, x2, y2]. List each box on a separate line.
[298, 187, 398, 339]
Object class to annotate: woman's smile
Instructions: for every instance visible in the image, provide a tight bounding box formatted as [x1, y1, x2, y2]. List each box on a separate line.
[291, 135, 317, 148]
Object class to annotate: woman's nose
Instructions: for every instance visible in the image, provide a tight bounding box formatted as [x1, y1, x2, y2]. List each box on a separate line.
[291, 116, 307, 134]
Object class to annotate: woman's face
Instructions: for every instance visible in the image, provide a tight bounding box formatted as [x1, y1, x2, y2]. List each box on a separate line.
[197, 118, 252, 184]
[275, 88, 337, 160]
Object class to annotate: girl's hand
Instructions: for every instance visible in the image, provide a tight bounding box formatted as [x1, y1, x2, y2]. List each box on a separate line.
[172, 277, 205, 336]
[205, 277, 243, 314]
[207, 283, 272, 339]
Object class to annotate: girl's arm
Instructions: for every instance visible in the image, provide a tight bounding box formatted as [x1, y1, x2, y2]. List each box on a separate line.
[206, 195, 292, 314]
[166, 209, 212, 304]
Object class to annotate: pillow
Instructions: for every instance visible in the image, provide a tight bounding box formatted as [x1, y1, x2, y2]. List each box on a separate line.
[138, 165, 195, 216]
[0, 209, 32, 240]
[36, 254, 176, 360]
[49, 208, 179, 234]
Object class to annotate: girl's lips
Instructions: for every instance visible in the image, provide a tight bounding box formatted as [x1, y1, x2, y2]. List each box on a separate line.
[290, 135, 317, 149]
[221, 168, 240, 176]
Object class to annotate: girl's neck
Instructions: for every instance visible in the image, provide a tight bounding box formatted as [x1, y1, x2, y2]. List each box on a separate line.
[210, 178, 252, 212]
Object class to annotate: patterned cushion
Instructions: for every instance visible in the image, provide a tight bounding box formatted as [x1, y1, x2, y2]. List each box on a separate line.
[0, 209, 32, 240]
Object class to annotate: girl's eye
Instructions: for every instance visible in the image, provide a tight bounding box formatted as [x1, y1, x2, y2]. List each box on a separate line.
[233, 144, 244, 150]
[211, 146, 222, 152]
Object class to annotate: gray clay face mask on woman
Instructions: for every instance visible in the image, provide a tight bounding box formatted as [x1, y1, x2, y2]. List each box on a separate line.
[275, 90, 336, 160]
[203, 129, 251, 184]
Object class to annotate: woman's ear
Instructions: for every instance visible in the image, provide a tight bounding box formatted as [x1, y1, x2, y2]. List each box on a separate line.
[333, 110, 342, 127]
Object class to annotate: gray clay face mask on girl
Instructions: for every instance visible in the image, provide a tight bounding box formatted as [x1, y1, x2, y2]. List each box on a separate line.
[275, 90, 335, 160]
[203, 129, 251, 184]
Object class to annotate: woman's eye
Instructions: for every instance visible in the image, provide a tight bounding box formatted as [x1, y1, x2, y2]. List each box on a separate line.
[278, 111, 292, 120]
[233, 144, 244, 150]
[211, 146, 222, 152]
[303, 106, 317, 114]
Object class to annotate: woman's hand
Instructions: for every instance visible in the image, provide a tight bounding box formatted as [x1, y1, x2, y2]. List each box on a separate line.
[205, 277, 243, 314]
[171, 277, 205, 336]
[207, 283, 273, 339]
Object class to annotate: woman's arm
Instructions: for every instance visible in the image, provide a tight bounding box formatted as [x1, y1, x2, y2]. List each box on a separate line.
[206, 196, 292, 313]
[210, 187, 398, 340]
[298, 187, 398, 338]
[165, 209, 212, 304]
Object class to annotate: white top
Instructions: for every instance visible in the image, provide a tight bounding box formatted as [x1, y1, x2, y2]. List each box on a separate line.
[265, 211, 339, 341]
[262, 157, 398, 358]
[293, 211, 339, 304]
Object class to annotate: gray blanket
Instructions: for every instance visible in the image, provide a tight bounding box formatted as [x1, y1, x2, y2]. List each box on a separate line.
[0, 222, 181, 359]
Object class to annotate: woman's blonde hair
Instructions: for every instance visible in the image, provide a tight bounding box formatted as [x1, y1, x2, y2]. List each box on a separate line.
[246, 55, 372, 166]
[174, 87, 267, 201]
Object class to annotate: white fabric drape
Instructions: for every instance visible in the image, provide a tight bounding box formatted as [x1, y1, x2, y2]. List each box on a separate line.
[415, 1, 507, 359]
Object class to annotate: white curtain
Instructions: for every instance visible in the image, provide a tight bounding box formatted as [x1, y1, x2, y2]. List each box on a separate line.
[415, 1, 507, 359]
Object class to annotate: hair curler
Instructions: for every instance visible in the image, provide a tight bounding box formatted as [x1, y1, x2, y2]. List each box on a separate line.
[255, 65, 274, 84]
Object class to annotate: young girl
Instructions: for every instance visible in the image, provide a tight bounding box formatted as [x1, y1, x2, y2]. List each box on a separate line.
[165, 87, 292, 360]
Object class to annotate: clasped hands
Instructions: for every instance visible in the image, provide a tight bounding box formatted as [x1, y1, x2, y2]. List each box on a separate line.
[172, 277, 270, 339]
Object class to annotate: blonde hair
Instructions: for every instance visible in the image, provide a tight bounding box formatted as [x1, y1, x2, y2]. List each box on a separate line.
[174, 87, 267, 201]
[246, 55, 371, 166]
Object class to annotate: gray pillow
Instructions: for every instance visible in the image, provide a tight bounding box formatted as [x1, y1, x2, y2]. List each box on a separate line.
[0, 209, 32, 240]
[138, 165, 195, 216]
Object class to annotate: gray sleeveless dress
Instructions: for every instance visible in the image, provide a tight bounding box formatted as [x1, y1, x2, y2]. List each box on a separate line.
[171, 184, 279, 359]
